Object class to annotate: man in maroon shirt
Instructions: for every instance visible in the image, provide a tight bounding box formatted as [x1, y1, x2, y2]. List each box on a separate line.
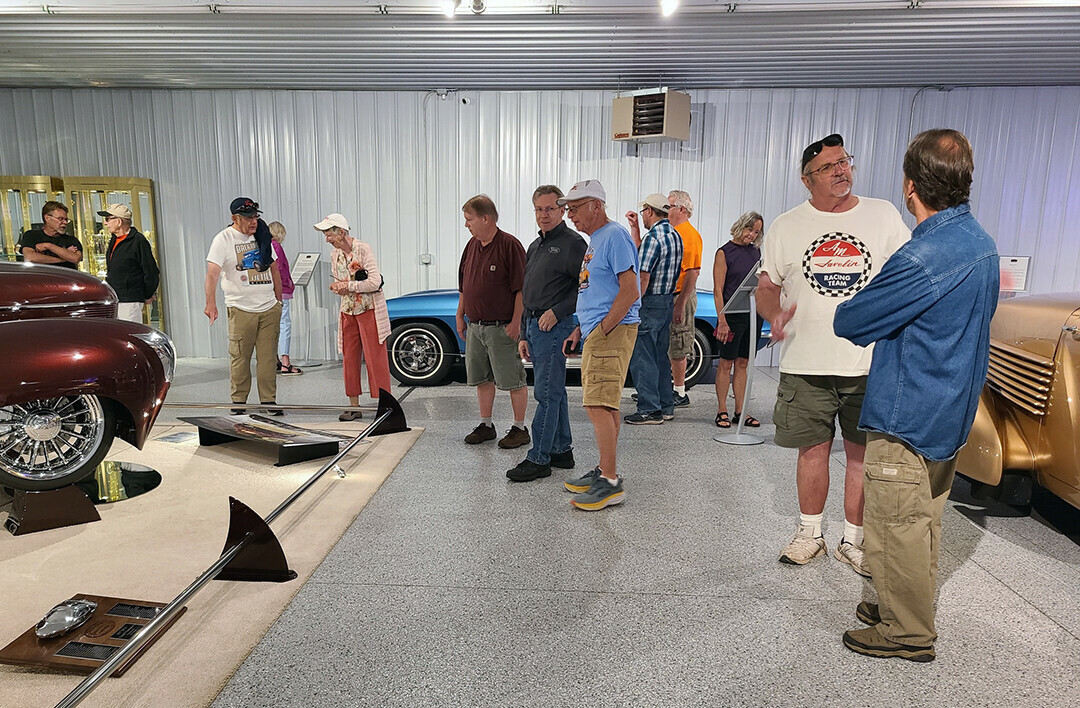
[456, 195, 530, 449]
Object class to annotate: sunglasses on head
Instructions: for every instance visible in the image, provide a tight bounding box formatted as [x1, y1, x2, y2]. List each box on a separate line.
[801, 133, 844, 170]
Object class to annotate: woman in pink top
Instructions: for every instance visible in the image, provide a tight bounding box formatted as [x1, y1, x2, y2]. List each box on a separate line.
[269, 221, 302, 376]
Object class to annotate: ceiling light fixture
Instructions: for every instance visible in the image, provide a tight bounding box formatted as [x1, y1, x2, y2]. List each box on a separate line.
[441, 0, 460, 18]
[660, 0, 680, 16]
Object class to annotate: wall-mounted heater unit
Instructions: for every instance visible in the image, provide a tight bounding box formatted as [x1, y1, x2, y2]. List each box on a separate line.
[611, 88, 691, 143]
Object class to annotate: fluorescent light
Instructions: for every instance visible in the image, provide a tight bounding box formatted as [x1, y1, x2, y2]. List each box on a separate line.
[441, 0, 460, 18]
[660, 0, 679, 16]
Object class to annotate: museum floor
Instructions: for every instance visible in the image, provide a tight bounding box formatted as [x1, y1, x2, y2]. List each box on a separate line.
[157, 359, 1080, 707]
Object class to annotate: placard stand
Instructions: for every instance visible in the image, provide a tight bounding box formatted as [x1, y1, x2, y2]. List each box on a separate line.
[290, 252, 323, 368]
[714, 264, 764, 446]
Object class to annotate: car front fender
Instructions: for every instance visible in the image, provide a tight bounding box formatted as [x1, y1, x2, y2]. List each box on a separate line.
[0, 318, 170, 448]
[956, 388, 1035, 486]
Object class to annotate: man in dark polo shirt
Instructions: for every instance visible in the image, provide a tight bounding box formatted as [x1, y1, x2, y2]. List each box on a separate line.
[18, 200, 82, 269]
[507, 185, 588, 482]
[456, 194, 530, 449]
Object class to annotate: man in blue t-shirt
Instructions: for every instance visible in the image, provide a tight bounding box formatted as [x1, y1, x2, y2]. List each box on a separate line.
[559, 180, 641, 511]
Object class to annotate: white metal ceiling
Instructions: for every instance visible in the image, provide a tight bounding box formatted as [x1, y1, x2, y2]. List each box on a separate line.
[0, 1, 1078, 90]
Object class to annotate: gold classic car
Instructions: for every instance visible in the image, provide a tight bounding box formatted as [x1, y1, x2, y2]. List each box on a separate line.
[957, 293, 1080, 512]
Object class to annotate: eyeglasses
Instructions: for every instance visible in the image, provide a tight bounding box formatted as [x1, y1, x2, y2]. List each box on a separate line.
[804, 155, 855, 178]
[103, 215, 118, 222]
[533, 206, 564, 215]
[801, 133, 844, 170]
[45, 213, 69, 223]
[666, 204, 682, 211]
[566, 201, 596, 215]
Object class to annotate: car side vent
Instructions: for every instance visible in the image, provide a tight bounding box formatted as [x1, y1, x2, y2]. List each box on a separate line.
[986, 341, 1054, 416]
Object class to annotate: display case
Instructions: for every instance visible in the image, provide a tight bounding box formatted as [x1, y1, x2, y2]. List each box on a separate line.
[0, 176, 164, 332]
[0, 176, 65, 263]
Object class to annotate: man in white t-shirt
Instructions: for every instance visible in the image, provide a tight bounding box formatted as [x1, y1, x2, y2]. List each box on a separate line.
[204, 197, 284, 415]
[756, 134, 909, 577]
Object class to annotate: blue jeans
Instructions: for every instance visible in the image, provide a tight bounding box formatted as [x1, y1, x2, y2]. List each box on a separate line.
[525, 316, 575, 465]
[628, 293, 675, 416]
[278, 298, 292, 357]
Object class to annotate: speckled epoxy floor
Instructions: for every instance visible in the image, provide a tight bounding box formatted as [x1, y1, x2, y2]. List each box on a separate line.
[161, 358, 1080, 708]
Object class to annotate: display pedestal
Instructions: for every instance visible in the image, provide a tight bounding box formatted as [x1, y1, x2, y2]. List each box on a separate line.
[714, 265, 765, 447]
[4, 485, 101, 536]
[178, 414, 345, 466]
[0, 594, 184, 676]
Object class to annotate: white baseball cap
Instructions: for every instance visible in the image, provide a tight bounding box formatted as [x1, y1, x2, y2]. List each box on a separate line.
[97, 203, 132, 220]
[557, 180, 607, 206]
[314, 213, 350, 231]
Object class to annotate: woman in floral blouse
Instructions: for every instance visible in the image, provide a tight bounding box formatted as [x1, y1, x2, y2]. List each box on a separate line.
[315, 213, 392, 421]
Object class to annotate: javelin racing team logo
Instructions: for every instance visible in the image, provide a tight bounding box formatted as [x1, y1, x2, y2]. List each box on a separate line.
[801, 233, 872, 297]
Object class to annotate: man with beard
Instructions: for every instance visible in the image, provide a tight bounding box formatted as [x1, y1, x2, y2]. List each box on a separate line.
[756, 133, 909, 578]
[19, 201, 82, 269]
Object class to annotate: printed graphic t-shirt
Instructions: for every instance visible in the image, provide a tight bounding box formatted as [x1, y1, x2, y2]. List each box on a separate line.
[576, 220, 641, 337]
[206, 225, 278, 312]
[760, 197, 910, 376]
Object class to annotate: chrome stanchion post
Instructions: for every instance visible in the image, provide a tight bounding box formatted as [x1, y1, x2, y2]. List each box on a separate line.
[715, 265, 764, 446]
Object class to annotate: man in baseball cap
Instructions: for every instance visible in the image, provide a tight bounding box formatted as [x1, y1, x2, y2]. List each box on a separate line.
[205, 196, 283, 415]
[97, 203, 158, 323]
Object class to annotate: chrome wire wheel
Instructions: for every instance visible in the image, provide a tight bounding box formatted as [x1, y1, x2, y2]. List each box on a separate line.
[0, 394, 112, 488]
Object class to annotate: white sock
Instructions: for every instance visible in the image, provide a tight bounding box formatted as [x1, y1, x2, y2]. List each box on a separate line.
[844, 520, 864, 546]
[481, 417, 493, 427]
[674, 385, 686, 396]
[513, 420, 526, 430]
[798, 513, 823, 538]
[604, 474, 620, 486]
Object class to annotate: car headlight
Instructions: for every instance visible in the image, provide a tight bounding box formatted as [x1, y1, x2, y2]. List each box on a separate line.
[133, 330, 176, 383]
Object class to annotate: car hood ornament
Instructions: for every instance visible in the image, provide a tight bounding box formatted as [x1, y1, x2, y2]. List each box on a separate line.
[35, 599, 98, 639]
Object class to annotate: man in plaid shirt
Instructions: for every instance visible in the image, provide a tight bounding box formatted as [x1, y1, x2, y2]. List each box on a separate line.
[624, 193, 684, 425]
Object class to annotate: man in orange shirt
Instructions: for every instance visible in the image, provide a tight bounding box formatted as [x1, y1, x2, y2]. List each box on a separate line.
[667, 190, 703, 407]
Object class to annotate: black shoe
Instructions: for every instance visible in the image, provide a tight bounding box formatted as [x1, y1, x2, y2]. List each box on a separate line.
[624, 411, 663, 425]
[231, 403, 246, 415]
[549, 449, 575, 469]
[506, 459, 552, 482]
[631, 392, 638, 402]
[856, 601, 881, 625]
[262, 402, 283, 416]
[673, 393, 690, 407]
[465, 423, 497, 444]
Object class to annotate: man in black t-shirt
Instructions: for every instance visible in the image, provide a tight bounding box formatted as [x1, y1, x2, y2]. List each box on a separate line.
[19, 200, 82, 269]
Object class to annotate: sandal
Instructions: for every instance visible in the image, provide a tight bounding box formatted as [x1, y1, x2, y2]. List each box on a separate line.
[280, 364, 303, 376]
[338, 410, 364, 422]
[715, 411, 731, 428]
[732, 412, 760, 428]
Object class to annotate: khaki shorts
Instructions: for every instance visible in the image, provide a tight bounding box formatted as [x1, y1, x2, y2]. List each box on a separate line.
[773, 372, 867, 448]
[466, 322, 526, 390]
[668, 290, 697, 360]
[581, 323, 638, 409]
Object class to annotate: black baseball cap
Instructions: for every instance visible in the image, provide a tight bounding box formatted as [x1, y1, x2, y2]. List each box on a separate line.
[801, 133, 844, 172]
[230, 197, 261, 217]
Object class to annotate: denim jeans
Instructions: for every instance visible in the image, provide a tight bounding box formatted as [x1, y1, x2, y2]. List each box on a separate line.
[525, 315, 575, 465]
[628, 293, 675, 415]
[278, 298, 292, 357]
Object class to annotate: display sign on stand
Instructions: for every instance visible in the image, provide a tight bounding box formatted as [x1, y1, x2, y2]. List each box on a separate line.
[714, 264, 765, 447]
[290, 252, 323, 368]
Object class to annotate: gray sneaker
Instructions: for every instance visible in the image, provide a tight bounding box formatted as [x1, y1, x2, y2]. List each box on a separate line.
[673, 393, 690, 407]
[779, 527, 827, 565]
[564, 466, 601, 493]
[570, 475, 625, 511]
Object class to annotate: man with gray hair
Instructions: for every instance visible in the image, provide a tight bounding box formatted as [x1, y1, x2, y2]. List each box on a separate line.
[99, 203, 159, 324]
[666, 190, 703, 407]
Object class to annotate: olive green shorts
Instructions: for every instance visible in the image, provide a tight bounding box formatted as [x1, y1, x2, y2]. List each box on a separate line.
[773, 372, 867, 448]
[465, 323, 527, 390]
[668, 290, 697, 360]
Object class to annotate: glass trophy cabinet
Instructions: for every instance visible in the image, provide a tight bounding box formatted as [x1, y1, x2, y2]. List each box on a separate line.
[0, 176, 66, 262]
[0, 175, 165, 332]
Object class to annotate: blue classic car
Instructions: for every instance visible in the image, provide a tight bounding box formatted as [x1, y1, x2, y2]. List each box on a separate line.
[385, 289, 769, 387]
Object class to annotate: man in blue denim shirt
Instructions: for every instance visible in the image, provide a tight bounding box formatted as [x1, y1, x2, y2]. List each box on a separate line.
[834, 129, 999, 663]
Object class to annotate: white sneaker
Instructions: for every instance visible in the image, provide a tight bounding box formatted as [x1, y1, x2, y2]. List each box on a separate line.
[834, 538, 872, 578]
[779, 528, 827, 565]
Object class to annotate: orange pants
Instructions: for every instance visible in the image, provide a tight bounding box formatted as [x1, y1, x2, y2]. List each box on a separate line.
[341, 309, 391, 399]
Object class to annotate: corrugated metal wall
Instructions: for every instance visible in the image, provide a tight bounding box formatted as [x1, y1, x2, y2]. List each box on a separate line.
[1, 86, 1078, 360]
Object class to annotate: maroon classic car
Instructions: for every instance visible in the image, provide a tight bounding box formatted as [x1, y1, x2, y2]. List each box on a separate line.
[0, 262, 174, 491]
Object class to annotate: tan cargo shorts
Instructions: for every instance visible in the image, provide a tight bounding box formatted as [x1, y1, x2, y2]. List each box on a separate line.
[668, 290, 697, 360]
[581, 323, 638, 409]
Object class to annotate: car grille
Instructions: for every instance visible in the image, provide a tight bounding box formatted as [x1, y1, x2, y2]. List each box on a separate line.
[986, 341, 1054, 416]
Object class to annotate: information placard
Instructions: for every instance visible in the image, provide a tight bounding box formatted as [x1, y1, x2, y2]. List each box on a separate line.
[291, 252, 321, 288]
[999, 256, 1030, 293]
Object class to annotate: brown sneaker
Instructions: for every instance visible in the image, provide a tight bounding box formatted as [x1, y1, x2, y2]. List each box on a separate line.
[843, 626, 935, 663]
[498, 426, 531, 449]
[856, 601, 881, 625]
[465, 423, 497, 444]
